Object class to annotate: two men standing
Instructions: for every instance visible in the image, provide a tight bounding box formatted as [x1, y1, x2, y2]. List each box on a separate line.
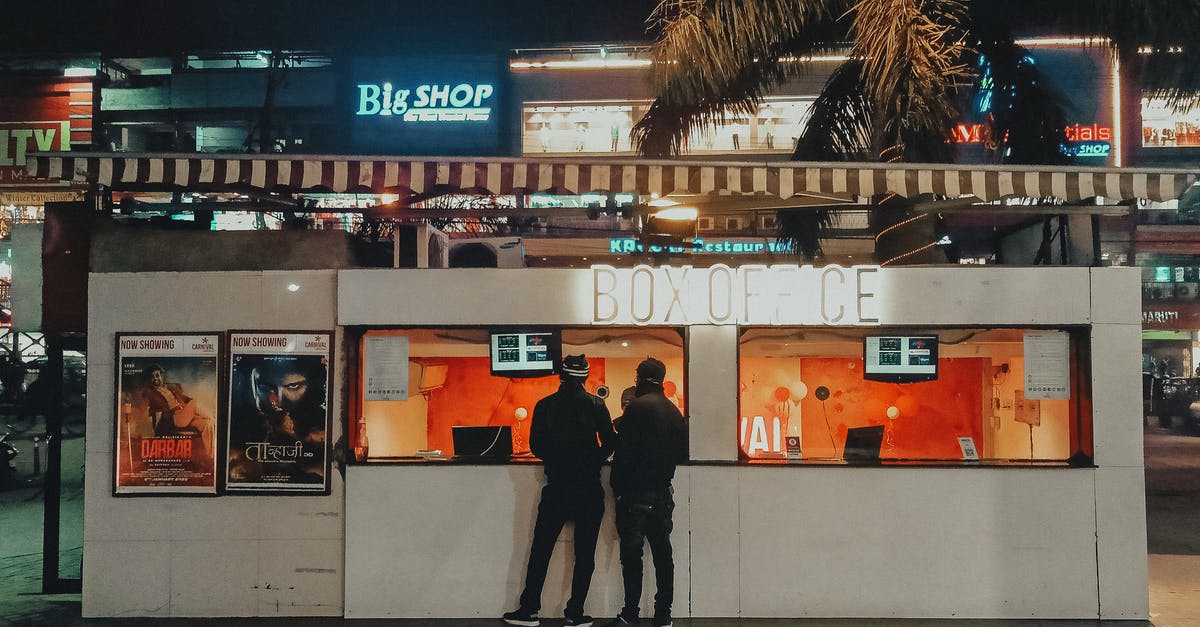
[504, 356, 687, 627]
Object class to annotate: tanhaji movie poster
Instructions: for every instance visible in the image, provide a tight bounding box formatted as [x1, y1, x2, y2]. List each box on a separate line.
[224, 331, 332, 495]
[114, 333, 221, 495]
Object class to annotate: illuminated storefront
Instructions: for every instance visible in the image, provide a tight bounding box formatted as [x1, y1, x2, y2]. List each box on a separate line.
[1142, 97, 1200, 148]
[520, 97, 814, 156]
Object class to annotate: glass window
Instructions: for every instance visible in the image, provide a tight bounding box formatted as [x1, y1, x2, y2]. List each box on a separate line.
[738, 327, 1092, 464]
[351, 327, 685, 461]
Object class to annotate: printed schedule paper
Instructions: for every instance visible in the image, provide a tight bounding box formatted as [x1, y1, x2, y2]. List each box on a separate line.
[1023, 331, 1070, 400]
[365, 335, 409, 401]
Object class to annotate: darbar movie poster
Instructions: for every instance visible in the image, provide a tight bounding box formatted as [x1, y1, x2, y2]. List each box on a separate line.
[224, 331, 331, 495]
[114, 333, 221, 495]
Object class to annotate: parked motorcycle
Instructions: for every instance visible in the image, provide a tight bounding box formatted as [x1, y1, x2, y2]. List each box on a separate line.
[0, 431, 18, 487]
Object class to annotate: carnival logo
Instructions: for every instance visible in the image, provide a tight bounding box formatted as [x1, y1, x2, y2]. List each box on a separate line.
[356, 82, 495, 122]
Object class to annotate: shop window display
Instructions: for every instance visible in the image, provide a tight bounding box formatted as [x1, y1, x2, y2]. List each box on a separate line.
[738, 327, 1091, 464]
[520, 97, 813, 156]
[1143, 97, 1200, 148]
[351, 327, 685, 461]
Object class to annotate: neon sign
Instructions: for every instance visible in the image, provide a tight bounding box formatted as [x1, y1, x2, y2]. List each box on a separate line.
[953, 122, 1112, 158]
[356, 82, 495, 122]
[608, 238, 796, 255]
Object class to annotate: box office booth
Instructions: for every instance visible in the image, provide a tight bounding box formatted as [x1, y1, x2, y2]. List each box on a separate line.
[83, 263, 1146, 620]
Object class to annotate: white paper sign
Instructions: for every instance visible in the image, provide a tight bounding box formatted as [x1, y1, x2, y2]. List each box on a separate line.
[957, 436, 979, 461]
[1023, 331, 1070, 399]
[364, 335, 409, 401]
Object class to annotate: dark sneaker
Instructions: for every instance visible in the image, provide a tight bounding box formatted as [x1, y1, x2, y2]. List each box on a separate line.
[564, 615, 594, 627]
[651, 617, 672, 627]
[611, 607, 638, 624]
[502, 608, 540, 626]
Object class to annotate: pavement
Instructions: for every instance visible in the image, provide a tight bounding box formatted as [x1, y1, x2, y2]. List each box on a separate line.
[2, 420, 1198, 626]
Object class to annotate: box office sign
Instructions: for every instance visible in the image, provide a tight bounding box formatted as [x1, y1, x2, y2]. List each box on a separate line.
[592, 264, 881, 326]
[225, 332, 332, 495]
[114, 333, 221, 496]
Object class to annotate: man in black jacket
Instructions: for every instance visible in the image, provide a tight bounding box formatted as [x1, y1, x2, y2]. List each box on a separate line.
[610, 357, 688, 627]
[504, 354, 614, 627]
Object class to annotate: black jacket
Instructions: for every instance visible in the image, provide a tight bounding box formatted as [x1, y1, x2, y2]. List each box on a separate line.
[610, 382, 688, 497]
[529, 380, 614, 485]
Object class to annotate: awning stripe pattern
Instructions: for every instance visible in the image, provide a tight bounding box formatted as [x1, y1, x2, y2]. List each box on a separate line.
[26, 153, 1199, 202]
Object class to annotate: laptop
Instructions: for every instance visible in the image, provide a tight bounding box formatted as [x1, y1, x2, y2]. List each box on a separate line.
[842, 425, 885, 463]
[451, 425, 513, 459]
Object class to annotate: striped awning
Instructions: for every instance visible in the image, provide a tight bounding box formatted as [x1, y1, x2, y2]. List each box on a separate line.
[25, 152, 1200, 203]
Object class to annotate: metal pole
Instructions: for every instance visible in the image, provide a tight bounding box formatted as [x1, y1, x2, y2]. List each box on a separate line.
[41, 334, 63, 592]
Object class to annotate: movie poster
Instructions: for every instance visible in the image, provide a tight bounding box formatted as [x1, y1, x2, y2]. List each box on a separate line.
[225, 331, 332, 495]
[114, 333, 221, 495]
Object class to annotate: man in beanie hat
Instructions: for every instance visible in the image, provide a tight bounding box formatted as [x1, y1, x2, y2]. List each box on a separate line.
[504, 354, 614, 627]
[609, 357, 688, 627]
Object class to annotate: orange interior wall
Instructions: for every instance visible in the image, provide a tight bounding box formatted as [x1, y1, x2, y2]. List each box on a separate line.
[741, 357, 986, 460]
[425, 357, 606, 455]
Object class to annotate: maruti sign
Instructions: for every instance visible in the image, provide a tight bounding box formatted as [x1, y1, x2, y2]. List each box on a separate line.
[355, 82, 495, 122]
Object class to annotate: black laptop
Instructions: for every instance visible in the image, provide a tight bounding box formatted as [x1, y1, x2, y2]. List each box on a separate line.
[843, 425, 885, 463]
[451, 425, 513, 459]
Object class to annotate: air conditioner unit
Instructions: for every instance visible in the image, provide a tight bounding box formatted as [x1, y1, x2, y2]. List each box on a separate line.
[448, 237, 525, 268]
[1174, 282, 1199, 299]
[697, 217, 715, 231]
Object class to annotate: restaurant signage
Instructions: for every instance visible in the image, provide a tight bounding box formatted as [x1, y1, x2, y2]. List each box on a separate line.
[609, 237, 796, 255]
[592, 264, 880, 326]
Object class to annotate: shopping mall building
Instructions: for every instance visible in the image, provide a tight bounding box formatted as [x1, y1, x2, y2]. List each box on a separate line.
[3, 37, 1199, 620]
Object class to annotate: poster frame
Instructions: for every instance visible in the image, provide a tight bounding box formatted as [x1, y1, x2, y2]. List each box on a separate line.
[223, 330, 333, 496]
[112, 332, 223, 497]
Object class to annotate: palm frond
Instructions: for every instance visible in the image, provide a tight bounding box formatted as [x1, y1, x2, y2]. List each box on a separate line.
[973, 37, 1072, 165]
[849, 0, 970, 153]
[775, 208, 838, 260]
[634, 0, 853, 156]
[997, 0, 1200, 105]
[792, 60, 874, 161]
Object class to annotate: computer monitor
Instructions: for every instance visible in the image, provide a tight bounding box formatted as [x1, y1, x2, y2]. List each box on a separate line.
[843, 425, 885, 463]
[451, 425, 513, 459]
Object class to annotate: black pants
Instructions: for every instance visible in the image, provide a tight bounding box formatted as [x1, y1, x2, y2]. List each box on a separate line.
[517, 481, 605, 617]
[615, 487, 675, 618]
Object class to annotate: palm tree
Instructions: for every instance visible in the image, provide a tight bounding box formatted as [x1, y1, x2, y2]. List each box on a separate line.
[632, 0, 1200, 264]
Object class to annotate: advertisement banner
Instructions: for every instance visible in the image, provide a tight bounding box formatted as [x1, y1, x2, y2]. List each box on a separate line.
[0, 77, 93, 187]
[114, 333, 221, 495]
[225, 331, 331, 495]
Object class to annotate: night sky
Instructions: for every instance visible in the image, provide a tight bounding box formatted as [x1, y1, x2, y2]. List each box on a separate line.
[4, 0, 663, 56]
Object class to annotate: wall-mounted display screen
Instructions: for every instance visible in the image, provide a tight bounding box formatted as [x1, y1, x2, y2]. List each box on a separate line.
[863, 335, 939, 383]
[489, 329, 561, 378]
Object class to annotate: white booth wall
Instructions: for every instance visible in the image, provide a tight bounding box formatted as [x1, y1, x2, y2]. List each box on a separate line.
[82, 266, 1147, 620]
[84, 270, 345, 618]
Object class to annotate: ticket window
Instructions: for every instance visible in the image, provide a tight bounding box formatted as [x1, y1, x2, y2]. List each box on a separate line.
[737, 327, 1092, 464]
[350, 327, 686, 461]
